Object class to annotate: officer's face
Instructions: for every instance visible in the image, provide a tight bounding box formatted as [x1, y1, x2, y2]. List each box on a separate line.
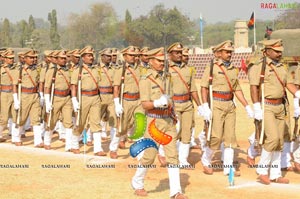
[169, 51, 182, 63]
[266, 49, 282, 62]
[33, 56, 38, 65]
[19, 56, 24, 64]
[182, 55, 189, 64]
[135, 55, 140, 63]
[71, 56, 80, 64]
[150, 58, 164, 72]
[5, 57, 14, 65]
[218, 50, 232, 62]
[112, 55, 117, 63]
[51, 57, 58, 64]
[101, 54, 112, 64]
[57, 57, 67, 66]
[82, 53, 94, 65]
[24, 56, 34, 65]
[124, 54, 136, 64]
[141, 55, 149, 63]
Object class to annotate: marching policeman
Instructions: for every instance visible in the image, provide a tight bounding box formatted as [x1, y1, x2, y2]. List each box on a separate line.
[200, 40, 253, 176]
[248, 39, 300, 184]
[43, 50, 73, 151]
[131, 47, 188, 199]
[71, 46, 103, 155]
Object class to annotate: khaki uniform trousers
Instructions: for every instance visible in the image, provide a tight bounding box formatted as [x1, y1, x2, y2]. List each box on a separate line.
[117, 99, 144, 137]
[0, 92, 16, 126]
[283, 103, 291, 142]
[15, 93, 41, 126]
[209, 100, 237, 150]
[263, 104, 285, 152]
[48, 95, 73, 130]
[174, 101, 194, 144]
[140, 117, 179, 165]
[100, 94, 117, 128]
[73, 95, 101, 135]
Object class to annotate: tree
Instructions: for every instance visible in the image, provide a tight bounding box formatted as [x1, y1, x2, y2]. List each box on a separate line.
[28, 15, 36, 37]
[1, 18, 12, 46]
[48, 9, 60, 49]
[18, 20, 29, 47]
[126, 4, 195, 48]
[275, 3, 300, 29]
[64, 3, 119, 49]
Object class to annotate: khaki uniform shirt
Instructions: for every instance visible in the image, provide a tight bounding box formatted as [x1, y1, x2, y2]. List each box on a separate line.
[139, 69, 173, 102]
[71, 64, 100, 90]
[39, 61, 50, 83]
[12, 64, 39, 88]
[99, 63, 114, 103]
[45, 65, 71, 91]
[113, 62, 140, 94]
[1, 63, 17, 87]
[200, 59, 241, 92]
[248, 57, 289, 99]
[139, 62, 150, 76]
[293, 65, 300, 86]
[169, 61, 197, 94]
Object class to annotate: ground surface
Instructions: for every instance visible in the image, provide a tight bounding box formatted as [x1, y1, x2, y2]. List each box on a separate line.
[0, 82, 299, 199]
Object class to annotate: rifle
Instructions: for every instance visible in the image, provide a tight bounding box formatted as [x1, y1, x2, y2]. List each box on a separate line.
[258, 56, 267, 145]
[117, 61, 126, 134]
[75, 63, 83, 129]
[16, 65, 22, 128]
[291, 117, 299, 152]
[254, 119, 262, 154]
[46, 65, 58, 130]
[206, 58, 214, 142]
[40, 63, 50, 123]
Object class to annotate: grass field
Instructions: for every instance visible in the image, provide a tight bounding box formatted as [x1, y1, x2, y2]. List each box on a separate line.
[0, 82, 299, 199]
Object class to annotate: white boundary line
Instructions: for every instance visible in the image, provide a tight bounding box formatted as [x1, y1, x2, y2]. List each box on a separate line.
[0, 143, 121, 165]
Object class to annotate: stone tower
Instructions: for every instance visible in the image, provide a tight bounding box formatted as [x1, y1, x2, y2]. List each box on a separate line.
[234, 20, 249, 48]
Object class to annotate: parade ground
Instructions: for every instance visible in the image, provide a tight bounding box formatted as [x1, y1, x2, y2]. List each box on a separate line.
[0, 82, 299, 199]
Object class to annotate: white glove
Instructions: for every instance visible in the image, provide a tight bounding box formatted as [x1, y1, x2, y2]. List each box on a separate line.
[253, 102, 263, 120]
[153, 94, 168, 108]
[72, 97, 79, 112]
[114, 98, 123, 117]
[197, 105, 203, 117]
[39, 92, 45, 107]
[13, 93, 20, 110]
[295, 90, 300, 99]
[202, 103, 212, 121]
[45, 94, 52, 113]
[294, 98, 300, 117]
[245, 105, 254, 118]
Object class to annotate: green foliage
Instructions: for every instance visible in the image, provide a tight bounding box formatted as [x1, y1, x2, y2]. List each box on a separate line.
[275, 3, 300, 29]
[28, 15, 36, 37]
[1, 2, 299, 53]
[0, 18, 12, 47]
[63, 3, 119, 50]
[48, 9, 60, 49]
[123, 4, 194, 48]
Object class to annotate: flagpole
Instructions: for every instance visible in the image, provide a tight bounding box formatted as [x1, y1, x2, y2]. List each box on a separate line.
[253, 11, 256, 49]
[200, 13, 203, 49]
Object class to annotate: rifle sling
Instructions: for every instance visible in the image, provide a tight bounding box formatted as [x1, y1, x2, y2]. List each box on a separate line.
[170, 66, 190, 93]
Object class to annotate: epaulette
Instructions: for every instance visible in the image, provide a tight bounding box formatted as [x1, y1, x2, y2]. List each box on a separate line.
[113, 64, 122, 69]
[141, 72, 151, 80]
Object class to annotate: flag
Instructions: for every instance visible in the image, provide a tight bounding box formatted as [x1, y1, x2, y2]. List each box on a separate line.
[228, 167, 234, 186]
[241, 58, 247, 74]
[82, 129, 87, 144]
[247, 12, 254, 29]
[199, 13, 203, 49]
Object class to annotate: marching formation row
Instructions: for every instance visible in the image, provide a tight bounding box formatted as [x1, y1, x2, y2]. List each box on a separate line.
[0, 39, 300, 198]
